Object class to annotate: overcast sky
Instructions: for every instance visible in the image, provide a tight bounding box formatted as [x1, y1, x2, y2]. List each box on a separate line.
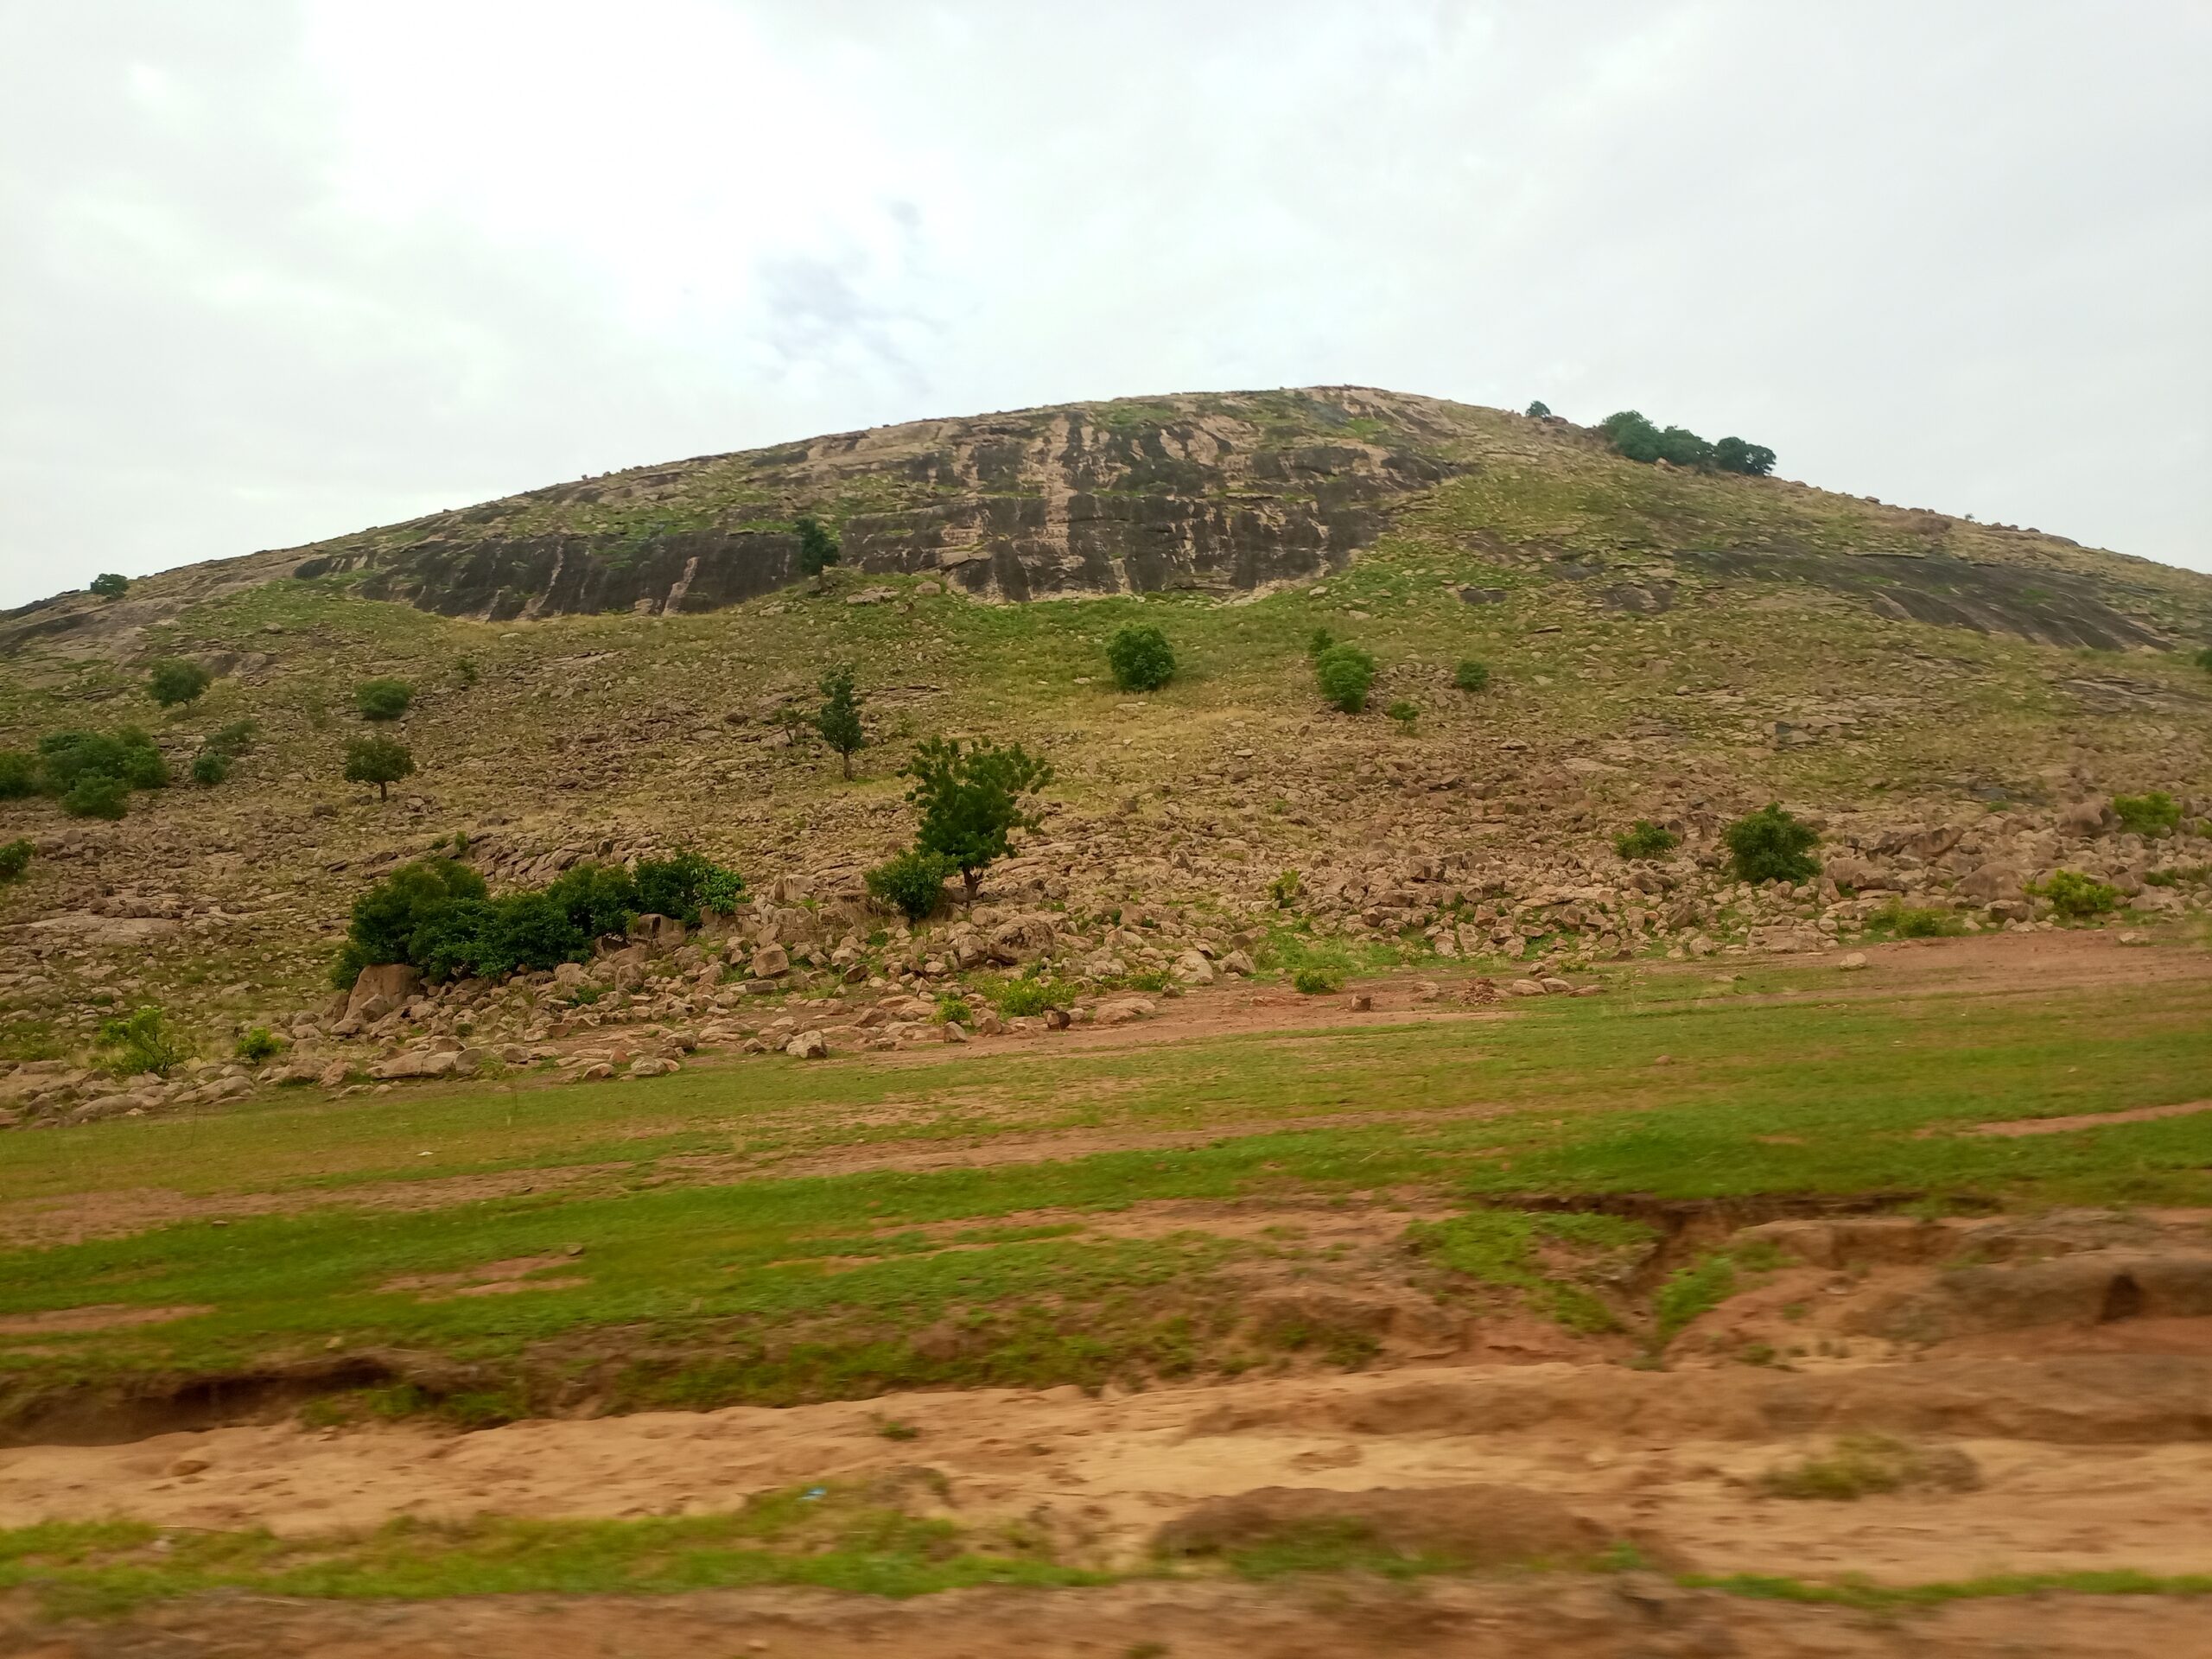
[2, 1, 2206, 608]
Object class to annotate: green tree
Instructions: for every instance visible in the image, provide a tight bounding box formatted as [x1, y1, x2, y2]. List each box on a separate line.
[1315, 644, 1377, 713]
[1714, 436, 1777, 476]
[1106, 623, 1176, 692]
[1600, 410, 1664, 462]
[1306, 626, 1336, 659]
[903, 737, 1054, 905]
[95, 1006, 189, 1077]
[344, 734, 415, 800]
[1724, 804, 1821, 884]
[1524, 400, 1552, 418]
[89, 573, 129, 600]
[866, 849, 957, 922]
[62, 775, 130, 819]
[0, 838, 33, 881]
[190, 750, 230, 786]
[1655, 425, 1714, 469]
[633, 851, 744, 924]
[814, 664, 867, 779]
[147, 659, 212, 706]
[795, 513, 841, 575]
[0, 752, 35, 799]
[354, 677, 413, 721]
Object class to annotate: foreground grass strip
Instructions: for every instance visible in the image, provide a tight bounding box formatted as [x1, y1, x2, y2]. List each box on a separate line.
[1686, 1569, 2212, 1610]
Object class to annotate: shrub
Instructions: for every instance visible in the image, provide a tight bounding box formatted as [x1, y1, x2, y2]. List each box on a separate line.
[814, 664, 866, 779]
[1524, 400, 1551, 418]
[354, 678, 413, 721]
[867, 849, 955, 922]
[329, 855, 622, 986]
[1314, 644, 1376, 713]
[95, 1006, 189, 1077]
[336, 857, 489, 980]
[2035, 869, 2120, 919]
[0, 838, 32, 881]
[2113, 791, 2182, 837]
[1106, 623, 1176, 692]
[1452, 658, 1491, 693]
[795, 513, 841, 575]
[543, 861, 644, 937]
[632, 851, 745, 925]
[204, 720, 257, 757]
[1724, 804, 1820, 884]
[1385, 701, 1417, 729]
[456, 657, 479, 686]
[191, 750, 230, 786]
[62, 774, 130, 819]
[1270, 869, 1301, 906]
[147, 659, 212, 706]
[1614, 820, 1680, 860]
[234, 1027, 283, 1064]
[991, 976, 1070, 1018]
[39, 728, 166, 793]
[1867, 900, 1961, 938]
[1292, 964, 1344, 995]
[1306, 626, 1335, 659]
[344, 734, 415, 799]
[89, 572, 129, 600]
[1602, 410, 1774, 476]
[936, 995, 972, 1027]
[2196, 646, 2212, 673]
[0, 752, 35, 798]
[1713, 436, 1777, 477]
[904, 736, 1053, 904]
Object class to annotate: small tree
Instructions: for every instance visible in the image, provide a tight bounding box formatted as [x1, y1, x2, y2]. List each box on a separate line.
[866, 849, 956, 922]
[903, 737, 1054, 904]
[0, 838, 33, 881]
[345, 734, 415, 800]
[815, 664, 867, 779]
[1524, 400, 1552, 418]
[1714, 436, 1777, 477]
[1315, 644, 1377, 713]
[1453, 658, 1491, 693]
[1386, 700, 1418, 730]
[148, 659, 212, 707]
[62, 775, 130, 819]
[1614, 820, 1680, 860]
[354, 677, 413, 721]
[90, 573, 129, 600]
[1306, 626, 1336, 659]
[191, 750, 230, 786]
[95, 1006, 190, 1077]
[1724, 804, 1820, 884]
[795, 513, 841, 575]
[1106, 623, 1176, 692]
[0, 752, 35, 799]
[2035, 869, 2120, 919]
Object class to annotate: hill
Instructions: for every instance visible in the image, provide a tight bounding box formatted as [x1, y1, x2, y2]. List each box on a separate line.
[0, 385, 2205, 1103]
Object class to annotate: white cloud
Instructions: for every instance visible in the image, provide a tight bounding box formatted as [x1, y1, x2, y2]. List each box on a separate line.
[0, 0, 2204, 607]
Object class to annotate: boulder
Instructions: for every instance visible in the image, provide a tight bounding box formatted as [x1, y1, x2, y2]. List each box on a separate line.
[1955, 862, 2026, 903]
[750, 944, 791, 979]
[1172, 950, 1217, 986]
[1507, 979, 1546, 996]
[1221, 950, 1255, 976]
[630, 913, 687, 947]
[346, 963, 421, 1020]
[785, 1029, 829, 1059]
[2060, 798, 2113, 839]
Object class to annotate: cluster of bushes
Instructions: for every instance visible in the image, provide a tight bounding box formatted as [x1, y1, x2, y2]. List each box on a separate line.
[333, 851, 743, 988]
[867, 737, 1053, 920]
[0, 729, 168, 819]
[1600, 411, 1775, 477]
[1307, 630, 1377, 714]
[2113, 791, 2181, 837]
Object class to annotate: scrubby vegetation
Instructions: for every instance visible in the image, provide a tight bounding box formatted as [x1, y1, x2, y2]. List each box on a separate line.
[866, 849, 956, 922]
[88, 572, 128, 600]
[353, 677, 413, 721]
[2113, 791, 2181, 837]
[1613, 820, 1679, 860]
[0, 729, 171, 818]
[1724, 804, 1820, 884]
[0, 838, 31, 882]
[1314, 644, 1376, 713]
[1866, 899, 1963, 938]
[331, 851, 743, 988]
[795, 513, 841, 575]
[233, 1027, 283, 1064]
[1599, 410, 1775, 476]
[93, 1006, 189, 1077]
[1105, 623, 1176, 692]
[2035, 869, 2120, 919]
[344, 734, 414, 800]
[1452, 658, 1490, 692]
[146, 659, 211, 707]
[1385, 700, 1418, 729]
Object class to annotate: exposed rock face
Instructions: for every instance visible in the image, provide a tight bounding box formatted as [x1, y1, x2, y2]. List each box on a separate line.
[285, 389, 1465, 620]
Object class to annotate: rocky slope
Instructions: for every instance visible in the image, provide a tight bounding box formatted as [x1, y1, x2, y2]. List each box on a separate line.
[0, 387, 2206, 1116]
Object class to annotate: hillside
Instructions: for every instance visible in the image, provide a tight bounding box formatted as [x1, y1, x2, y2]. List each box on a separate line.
[0, 385, 2205, 1103]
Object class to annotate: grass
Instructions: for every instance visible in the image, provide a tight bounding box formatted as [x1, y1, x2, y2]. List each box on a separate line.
[1758, 1434, 1980, 1501]
[1405, 1208, 1651, 1332]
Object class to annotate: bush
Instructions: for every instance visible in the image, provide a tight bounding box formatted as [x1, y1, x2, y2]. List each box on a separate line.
[543, 861, 645, 938]
[0, 838, 32, 881]
[338, 857, 489, 981]
[0, 752, 35, 798]
[1314, 645, 1376, 713]
[814, 664, 866, 779]
[234, 1027, 283, 1064]
[1270, 869, 1301, 906]
[1385, 700, 1418, 729]
[1602, 410, 1774, 476]
[96, 1006, 189, 1077]
[1614, 820, 1680, 860]
[62, 774, 130, 819]
[867, 849, 955, 922]
[1106, 623, 1176, 692]
[354, 678, 413, 721]
[2196, 646, 2212, 673]
[1724, 804, 1820, 884]
[2113, 791, 2182, 837]
[39, 728, 166, 792]
[2036, 869, 2120, 919]
[147, 659, 211, 706]
[1452, 658, 1491, 693]
[89, 572, 129, 600]
[191, 750, 230, 786]
[1867, 900, 1961, 939]
[1292, 964, 1344, 995]
[1524, 400, 1551, 418]
[990, 975, 1071, 1018]
[1714, 436, 1777, 477]
[205, 719, 257, 757]
[1306, 627, 1335, 659]
[632, 851, 745, 925]
[344, 734, 415, 799]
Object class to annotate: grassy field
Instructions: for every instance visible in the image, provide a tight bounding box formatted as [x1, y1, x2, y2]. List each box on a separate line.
[3, 957, 2209, 1420]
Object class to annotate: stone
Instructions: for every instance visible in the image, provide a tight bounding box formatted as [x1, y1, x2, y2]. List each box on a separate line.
[1507, 979, 1546, 996]
[785, 1029, 829, 1059]
[1221, 950, 1255, 976]
[1838, 952, 1870, 970]
[1172, 950, 1216, 986]
[1955, 862, 2026, 903]
[346, 963, 421, 1020]
[1042, 1007, 1071, 1030]
[1538, 976, 1572, 995]
[750, 944, 791, 979]
[1096, 998, 1154, 1026]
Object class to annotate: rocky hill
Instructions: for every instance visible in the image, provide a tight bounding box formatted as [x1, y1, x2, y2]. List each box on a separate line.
[0, 386, 2207, 1122]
